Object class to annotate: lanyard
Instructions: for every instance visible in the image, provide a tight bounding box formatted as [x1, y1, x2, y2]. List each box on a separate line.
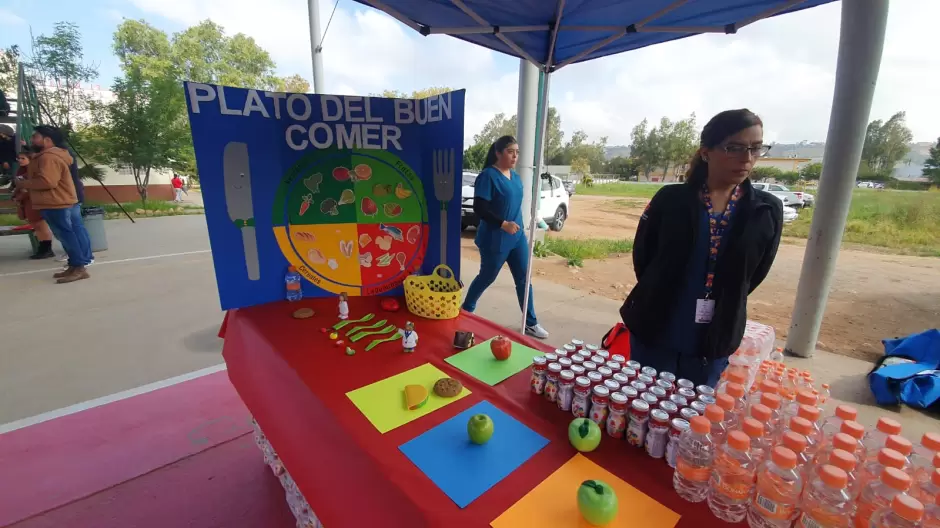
[701, 184, 742, 297]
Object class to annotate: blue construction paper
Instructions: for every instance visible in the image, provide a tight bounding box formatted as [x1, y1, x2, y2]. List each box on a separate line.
[399, 400, 549, 508]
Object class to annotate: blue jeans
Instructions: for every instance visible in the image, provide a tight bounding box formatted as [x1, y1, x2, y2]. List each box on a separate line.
[42, 205, 93, 267]
[462, 234, 538, 327]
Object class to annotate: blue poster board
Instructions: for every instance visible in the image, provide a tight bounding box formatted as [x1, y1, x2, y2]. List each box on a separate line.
[185, 83, 465, 310]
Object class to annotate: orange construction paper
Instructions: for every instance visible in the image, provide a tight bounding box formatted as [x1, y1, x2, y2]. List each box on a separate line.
[491, 454, 680, 528]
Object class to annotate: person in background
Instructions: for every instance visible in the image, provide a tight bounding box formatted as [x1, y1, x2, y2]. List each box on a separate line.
[171, 173, 185, 202]
[17, 125, 93, 283]
[620, 109, 782, 386]
[0, 124, 15, 181]
[12, 150, 56, 259]
[461, 135, 549, 339]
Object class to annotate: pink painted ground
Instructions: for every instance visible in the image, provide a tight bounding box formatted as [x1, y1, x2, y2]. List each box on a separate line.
[0, 371, 294, 528]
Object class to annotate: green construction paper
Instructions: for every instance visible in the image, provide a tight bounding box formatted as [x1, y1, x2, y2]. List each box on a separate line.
[445, 338, 543, 386]
[346, 363, 471, 433]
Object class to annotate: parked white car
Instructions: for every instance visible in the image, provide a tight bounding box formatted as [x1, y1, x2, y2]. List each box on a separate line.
[752, 182, 814, 208]
[461, 171, 570, 231]
[782, 205, 798, 223]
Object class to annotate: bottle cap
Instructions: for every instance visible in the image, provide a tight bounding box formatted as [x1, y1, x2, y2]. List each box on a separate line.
[750, 403, 772, 422]
[727, 431, 750, 451]
[796, 390, 817, 406]
[789, 416, 813, 436]
[690, 415, 710, 434]
[819, 464, 848, 488]
[760, 393, 782, 410]
[891, 494, 924, 522]
[781, 431, 808, 453]
[742, 418, 764, 438]
[834, 405, 858, 421]
[922, 432, 940, 452]
[840, 420, 865, 440]
[727, 370, 747, 385]
[797, 404, 821, 422]
[704, 404, 724, 423]
[759, 379, 779, 394]
[876, 417, 902, 435]
[829, 449, 857, 472]
[772, 446, 798, 469]
[881, 466, 912, 491]
[725, 382, 745, 398]
[885, 435, 913, 457]
[716, 394, 735, 413]
[934, 452, 940, 470]
[831, 433, 857, 453]
[878, 448, 907, 469]
[932, 468, 940, 487]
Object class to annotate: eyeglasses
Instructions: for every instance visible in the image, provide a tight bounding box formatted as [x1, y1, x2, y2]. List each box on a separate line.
[721, 144, 771, 158]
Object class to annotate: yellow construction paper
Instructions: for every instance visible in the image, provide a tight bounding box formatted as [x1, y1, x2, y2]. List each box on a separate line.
[346, 363, 471, 433]
[491, 454, 680, 528]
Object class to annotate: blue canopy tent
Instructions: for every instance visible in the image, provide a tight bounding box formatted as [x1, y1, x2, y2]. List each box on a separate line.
[347, 0, 888, 353]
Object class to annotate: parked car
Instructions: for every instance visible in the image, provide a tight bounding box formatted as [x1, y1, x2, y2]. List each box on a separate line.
[562, 180, 576, 196]
[460, 171, 570, 231]
[782, 205, 799, 223]
[857, 181, 874, 188]
[752, 182, 813, 208]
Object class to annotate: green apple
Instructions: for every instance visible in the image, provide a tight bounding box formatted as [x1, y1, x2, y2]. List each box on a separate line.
[578, 480, 618, 526]
[467, 414, 494, 444]
[568, 418, 601, 452]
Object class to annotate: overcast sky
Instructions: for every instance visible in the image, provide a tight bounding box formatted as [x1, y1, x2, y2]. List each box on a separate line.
[2, 0, 938, 146]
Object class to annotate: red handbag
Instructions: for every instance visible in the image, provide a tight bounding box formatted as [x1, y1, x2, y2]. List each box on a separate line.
[601, 323, 631, 361]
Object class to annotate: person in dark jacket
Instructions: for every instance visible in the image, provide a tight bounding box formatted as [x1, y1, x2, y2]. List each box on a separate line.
[620, 109, 783, 387]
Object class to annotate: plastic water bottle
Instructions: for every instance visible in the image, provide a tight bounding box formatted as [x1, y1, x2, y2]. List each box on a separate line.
[886, 434, 914, 471]
[796, 404, 823, 447]
[838, 420, 866, 452]
[285, 266, 303, 302]
[782, 390, 818, 426]
[912, 433, 940, 484]
[914, 468, 940, 505]
[818, 383, 831, 407]
[759, 393, 783, 437]
[780, 430, 811, 472]
[820, 405, 858, 443]
[705, 404, 728, 445]
[854, 466, 912, 528]
[820, 448, 860, 501]
[811, 433, 860, 488]
[708, 431, 756, 523]
[862, 417, 902, 461]
[674, 416, 716, 503]
[748, 446, 804, 528]
[776, 416, 816, 458]
[723, 382, 749, 423]
[770, 346, 784, 364]
[750, 380, 780, 412]
[715, 394, 740, 434]
[924, 492, 940, 528]
[796, 464, 853, 528]
[743, 417, 771, 467]
[859, 448, 908, 492]
[870, 493, 925, 528]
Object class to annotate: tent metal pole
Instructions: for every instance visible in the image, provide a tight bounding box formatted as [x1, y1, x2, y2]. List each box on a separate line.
[785, 0, 888, 358]
[520, 69, 551, 334]
[516, 60, 540, 238]
[307, 0, 326, 93]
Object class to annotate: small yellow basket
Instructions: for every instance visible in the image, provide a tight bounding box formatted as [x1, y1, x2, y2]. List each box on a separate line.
[403, 265, 464, 320]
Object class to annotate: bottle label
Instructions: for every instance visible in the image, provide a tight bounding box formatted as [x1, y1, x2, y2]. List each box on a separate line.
[798, 513, 822, 528]
[676, 459, 710, 482]
[753, 492, 796, 521]
[712, 473, 753, 501]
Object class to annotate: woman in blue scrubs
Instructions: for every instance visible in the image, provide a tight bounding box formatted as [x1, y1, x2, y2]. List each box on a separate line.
[462, 135, 549, 339]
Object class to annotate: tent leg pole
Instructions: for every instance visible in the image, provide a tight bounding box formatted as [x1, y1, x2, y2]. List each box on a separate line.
[784, 0, 888, 358]
[520, 69, 551, 334]
[515, 59, 540, 233]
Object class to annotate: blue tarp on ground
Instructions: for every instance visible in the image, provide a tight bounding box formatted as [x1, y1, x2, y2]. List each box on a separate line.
[351, 0, 835, 69]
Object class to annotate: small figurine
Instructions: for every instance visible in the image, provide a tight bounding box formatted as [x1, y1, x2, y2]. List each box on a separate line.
[338, 292, 349, 320]
[399, 321, 418, 353]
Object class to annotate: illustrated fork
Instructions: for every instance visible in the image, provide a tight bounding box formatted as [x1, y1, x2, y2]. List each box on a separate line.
[433, 148, 455, 267]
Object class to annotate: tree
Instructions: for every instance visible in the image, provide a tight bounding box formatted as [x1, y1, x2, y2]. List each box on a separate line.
[463, 142, 487, 171]
[556, 129, 607, 172]
[25, 22, 99, 134]
[375, 87, 453, 99]
[751, 166, 782, 181]
[799, 162, 823, 181]
[472, 107, 564, 163]
[571, 157, 590, 176]
[778, 171, 800, 185]
[861, 111, 913, 175]
[659, 114, 698, 181]
[272, 74, 310, 93]
[923, 137, 940, 185]
[605, 156, 638, 179]
[0, 45, 19, 93]
[629, 119, 664, 180]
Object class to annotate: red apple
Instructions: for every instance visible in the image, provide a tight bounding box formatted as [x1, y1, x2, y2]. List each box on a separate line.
[491, 336, 512, 361]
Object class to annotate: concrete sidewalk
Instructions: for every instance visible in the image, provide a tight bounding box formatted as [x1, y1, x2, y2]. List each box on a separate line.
[0, 215, 935, 438]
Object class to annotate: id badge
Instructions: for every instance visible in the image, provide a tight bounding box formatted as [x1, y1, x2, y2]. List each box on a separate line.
[695, 299, 715, 324]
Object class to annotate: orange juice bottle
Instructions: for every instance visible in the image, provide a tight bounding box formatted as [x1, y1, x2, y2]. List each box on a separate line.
[870, 493, 924, 528]
[747, 446, 804, 528]
[853, 467, 912, 528]
[797, 464, 853, 528]
[708, 431, 757, 523]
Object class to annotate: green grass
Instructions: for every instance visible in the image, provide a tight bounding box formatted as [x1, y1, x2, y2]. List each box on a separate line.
[783, 189, 940, 256]
[576, 182, 665, 199]
[87, 200, 204, 216]
[540, 237, 633, 267]
[0, 214, 25, 226]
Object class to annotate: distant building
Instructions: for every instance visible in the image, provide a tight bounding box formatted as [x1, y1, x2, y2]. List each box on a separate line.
[755, 157, 812, 172]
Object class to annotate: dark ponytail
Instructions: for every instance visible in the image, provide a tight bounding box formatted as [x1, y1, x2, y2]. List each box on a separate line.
[684, 108, 763, 186]
[485, 135, 517, 168]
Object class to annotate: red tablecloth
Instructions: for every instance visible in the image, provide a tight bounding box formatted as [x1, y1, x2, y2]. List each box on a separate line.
[222, 297, 730, 528]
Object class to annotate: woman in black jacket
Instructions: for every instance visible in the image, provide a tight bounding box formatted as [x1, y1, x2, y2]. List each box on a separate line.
[620, 109, 783, 387]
